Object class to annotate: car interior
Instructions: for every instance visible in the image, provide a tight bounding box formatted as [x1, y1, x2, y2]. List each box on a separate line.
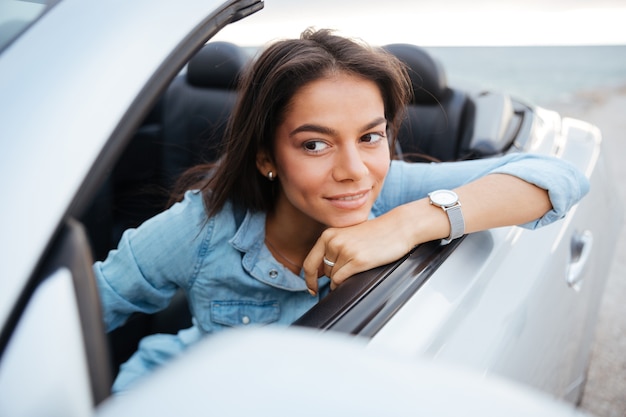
[77, 40, 523, 384]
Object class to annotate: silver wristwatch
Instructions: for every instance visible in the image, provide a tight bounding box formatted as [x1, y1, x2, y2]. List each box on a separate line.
[428, 189, 465, 245]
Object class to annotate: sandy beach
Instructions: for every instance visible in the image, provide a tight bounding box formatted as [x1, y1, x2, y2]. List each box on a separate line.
[551, 89, 626, 417]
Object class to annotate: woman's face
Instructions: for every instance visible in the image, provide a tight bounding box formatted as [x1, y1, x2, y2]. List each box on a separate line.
[264, 72, 390, 229]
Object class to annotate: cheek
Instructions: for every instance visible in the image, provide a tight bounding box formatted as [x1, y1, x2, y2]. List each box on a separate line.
[375, 162, 390, 186]
[280, 158, 328, 196]
[273, 149, 318, 189]
[369, 148, 391, 185]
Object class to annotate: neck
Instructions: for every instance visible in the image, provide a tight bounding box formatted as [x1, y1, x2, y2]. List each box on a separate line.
[264, 199, 326, 273]
[266, 213, 323, 250]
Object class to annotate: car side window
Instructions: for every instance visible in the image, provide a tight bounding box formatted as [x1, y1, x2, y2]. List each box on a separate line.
[0, 220, 112, 415]
[0, 268, 94, 416]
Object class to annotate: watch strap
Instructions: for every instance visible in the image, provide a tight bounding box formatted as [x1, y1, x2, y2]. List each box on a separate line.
[441, 203, 465, 245]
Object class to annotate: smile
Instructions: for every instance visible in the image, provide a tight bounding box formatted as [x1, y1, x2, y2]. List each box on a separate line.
[335, 193, 367, 201]
[325, 189, 371, 209]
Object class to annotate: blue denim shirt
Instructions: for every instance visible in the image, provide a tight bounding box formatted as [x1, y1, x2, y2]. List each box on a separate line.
[94, 153, 589, 391]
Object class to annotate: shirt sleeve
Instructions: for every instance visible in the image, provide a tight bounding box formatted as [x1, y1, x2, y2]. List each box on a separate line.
[373, 153, 590, 229]
[93, 191, 214, 332]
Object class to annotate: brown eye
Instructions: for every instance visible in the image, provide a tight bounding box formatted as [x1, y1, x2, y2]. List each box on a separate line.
[361, 132, 385, 143]
[303, 141, 329, 153]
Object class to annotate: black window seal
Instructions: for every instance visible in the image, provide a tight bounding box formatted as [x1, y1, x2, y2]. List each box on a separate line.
[294, 236, 465, 337]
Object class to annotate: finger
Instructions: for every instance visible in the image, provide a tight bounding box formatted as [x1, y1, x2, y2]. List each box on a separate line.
[327, 258, 361, 291]
[322, 254, 336, 278]
[326, 255, 343, 290]
[303, 237, 328, 296]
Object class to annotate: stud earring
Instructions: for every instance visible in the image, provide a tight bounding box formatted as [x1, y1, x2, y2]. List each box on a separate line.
[267, 171, 275, 181]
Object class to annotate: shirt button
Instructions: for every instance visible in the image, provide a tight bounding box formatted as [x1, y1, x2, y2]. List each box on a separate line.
[268, 269, 278, 279]
[241, 316, 250, 325]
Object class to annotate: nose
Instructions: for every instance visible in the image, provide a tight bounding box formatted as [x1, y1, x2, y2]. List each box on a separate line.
[332, 144, 369, 182]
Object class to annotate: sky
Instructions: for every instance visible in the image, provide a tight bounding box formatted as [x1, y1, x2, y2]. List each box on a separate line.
[213, 0, 626, 46]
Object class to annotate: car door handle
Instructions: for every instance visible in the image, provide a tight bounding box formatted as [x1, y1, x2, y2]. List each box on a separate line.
[567, 230, 593, 291]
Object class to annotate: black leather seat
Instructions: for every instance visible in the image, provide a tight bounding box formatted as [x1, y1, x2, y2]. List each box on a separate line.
[160, 41, 250, 186]
[82, 96, 165, 262]
[384, 44, 475, 162]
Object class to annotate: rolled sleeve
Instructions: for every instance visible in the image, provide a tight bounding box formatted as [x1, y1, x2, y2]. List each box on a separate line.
[489, 154, 590, 229]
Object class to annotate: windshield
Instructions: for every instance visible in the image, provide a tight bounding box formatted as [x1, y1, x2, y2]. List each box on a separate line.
[0, 0, 56, 52]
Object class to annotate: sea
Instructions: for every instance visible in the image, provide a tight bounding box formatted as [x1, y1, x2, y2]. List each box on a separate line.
[422, 45, 626, 108]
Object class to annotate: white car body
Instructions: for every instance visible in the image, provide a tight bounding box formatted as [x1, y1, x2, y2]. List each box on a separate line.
[0, 0, 621, 415]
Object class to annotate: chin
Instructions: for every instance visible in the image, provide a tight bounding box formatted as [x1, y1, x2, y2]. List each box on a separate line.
[324, 211, 371, 228]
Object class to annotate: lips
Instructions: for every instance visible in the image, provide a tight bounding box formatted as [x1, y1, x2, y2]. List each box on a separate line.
[335, 192, 367, 201]
[325, 189, 371, 209]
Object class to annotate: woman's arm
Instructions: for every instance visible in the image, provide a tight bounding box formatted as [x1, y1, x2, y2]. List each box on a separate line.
[94, 191, 210, 331]
[303, 155, 589, 295]
[444, 173, 552, 235]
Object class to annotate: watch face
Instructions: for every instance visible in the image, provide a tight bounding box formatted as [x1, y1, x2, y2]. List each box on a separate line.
[430, 190, 458, 206]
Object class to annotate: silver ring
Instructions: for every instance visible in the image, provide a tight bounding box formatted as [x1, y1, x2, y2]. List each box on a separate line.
[323, 256, 335, 267]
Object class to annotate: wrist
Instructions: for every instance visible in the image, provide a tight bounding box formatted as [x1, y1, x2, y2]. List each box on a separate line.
[394, 199, 451, 247]
[428, 189, 465, 244]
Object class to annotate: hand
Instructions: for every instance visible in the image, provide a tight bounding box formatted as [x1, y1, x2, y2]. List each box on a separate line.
[302, 206, 420, 295]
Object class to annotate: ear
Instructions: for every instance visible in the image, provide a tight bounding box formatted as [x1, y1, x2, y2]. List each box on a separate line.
[256, 150, 275, 178]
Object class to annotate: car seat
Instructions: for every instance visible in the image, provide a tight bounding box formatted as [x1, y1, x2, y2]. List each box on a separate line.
[160, 41, 250, 187]
[384, 43, 476, 162]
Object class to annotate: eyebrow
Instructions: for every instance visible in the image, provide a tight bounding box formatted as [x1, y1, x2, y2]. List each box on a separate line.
[289, 117, 387, 137]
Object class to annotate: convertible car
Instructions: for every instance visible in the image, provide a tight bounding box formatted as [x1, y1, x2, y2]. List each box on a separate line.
[0, 0, 622, 416]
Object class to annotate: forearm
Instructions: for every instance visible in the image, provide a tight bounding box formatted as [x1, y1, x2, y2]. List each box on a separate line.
[457, 173, 551, 234]
[396, 173, 552, 246]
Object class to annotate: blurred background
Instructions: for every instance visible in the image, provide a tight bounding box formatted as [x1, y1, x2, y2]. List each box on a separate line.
[216, 1, 626, 415]
[214, 0, 626, 108]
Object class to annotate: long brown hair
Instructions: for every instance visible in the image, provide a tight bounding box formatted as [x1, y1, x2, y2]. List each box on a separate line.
[172, 28, 412, 217]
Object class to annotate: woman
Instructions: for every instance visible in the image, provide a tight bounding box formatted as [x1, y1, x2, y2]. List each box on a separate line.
[95, 29, 589, 392]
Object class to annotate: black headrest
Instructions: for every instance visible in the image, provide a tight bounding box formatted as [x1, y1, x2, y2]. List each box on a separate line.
[187, 41, 249, 89]
[384, 43, 449, 104]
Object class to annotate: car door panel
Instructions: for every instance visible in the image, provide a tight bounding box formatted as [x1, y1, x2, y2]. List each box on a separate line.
[370, 111, 622, 402]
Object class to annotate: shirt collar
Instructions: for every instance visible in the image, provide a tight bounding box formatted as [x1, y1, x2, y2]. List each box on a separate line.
[229, 208, 265, 253]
